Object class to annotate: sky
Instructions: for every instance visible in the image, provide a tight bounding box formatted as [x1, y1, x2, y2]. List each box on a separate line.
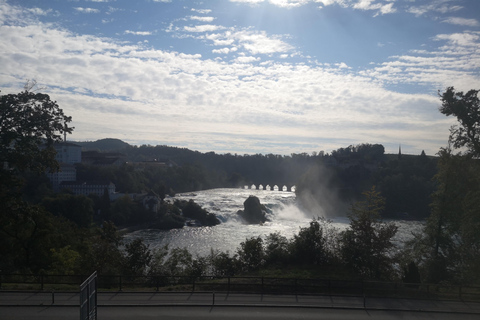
[1, 0, 479, 156]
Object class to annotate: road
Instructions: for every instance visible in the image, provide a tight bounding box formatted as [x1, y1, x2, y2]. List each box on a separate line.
[1, 291, 479, 319]
[1, 306, 480, 320]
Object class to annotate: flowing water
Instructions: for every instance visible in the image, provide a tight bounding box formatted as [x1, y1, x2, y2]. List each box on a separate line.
[123, 188, 423, 256]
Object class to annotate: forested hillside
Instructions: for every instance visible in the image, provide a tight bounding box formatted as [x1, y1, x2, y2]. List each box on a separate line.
[76, 139, 438, 220]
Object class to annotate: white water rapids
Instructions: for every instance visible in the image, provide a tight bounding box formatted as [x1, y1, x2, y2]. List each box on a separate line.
[123, 188, 423, 256]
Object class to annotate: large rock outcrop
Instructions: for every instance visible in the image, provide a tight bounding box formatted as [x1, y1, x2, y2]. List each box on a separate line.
[237, 195, 268, 224]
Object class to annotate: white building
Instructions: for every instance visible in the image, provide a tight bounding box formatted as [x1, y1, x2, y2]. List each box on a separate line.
[46, 142, 82, 191]
[46, 164, 76, 191]
[53, 142, 82, 164]
[60, 181, 116, 196]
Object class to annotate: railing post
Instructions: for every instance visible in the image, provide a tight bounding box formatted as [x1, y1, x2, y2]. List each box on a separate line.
[261, 277, 264, 294]
[41, 274, 44, 291]
[119, 275, 122, 291]
[212, 292, 215, 305]
[51, 290, 55, 305]
[192, 278, 196, 292]
[227, 277, 230, 293]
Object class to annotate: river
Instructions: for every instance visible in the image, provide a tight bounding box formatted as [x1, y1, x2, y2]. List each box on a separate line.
[123, 188, 423, 257]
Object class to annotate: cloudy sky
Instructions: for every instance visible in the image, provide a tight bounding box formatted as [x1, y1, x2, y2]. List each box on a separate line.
[1, 0, 479, 155]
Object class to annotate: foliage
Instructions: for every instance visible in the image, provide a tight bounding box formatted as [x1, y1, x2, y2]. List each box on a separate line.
[439, 87, 480, 157]
[41, 193, 94, 228]
[123, 238, 152, 276]
[0, 88, 73, 177]
[264, 232, 290, 266]
[80, 222, 124, 275]
[49, 246, 81, 275]
[237, 236, 264, 272]
[377, 153, 436, 219]
[340, 186, 398, 280]
[207, 249, 239, 277]
[151, 212, 186, 230]
[408, 149, 480, 284]
[0, 198, 55, 273]
[110, 195, 153, 226]
[290, 219, 331, 265]
[403, 87, 480, 285]
[175, 199, 220, 226]
[402, 261, 421, 285]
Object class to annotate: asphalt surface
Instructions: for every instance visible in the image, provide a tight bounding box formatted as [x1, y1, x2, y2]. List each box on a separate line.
[1, 291, 480, 319]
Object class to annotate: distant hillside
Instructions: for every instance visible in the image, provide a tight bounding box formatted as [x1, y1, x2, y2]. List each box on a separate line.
[74, 138, 130, 151]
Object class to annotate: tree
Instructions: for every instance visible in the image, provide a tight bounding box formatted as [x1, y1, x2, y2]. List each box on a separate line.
[439, 87, 480, 157]
[409, 148, 480, 283]
[81, 222, 123, 275]
[264, 232, 290, 266]
[291, 219, 329, 265]
[0, 85, 74, 273]
[0, 87, 73, 179]
[207, 249, 238, 277]
[237, 236, 264, 272]
[42, 194, 94, 228]
[406, 88, 480, 285]
[340, 186, 398, 280]
[123, 238, 152, 276]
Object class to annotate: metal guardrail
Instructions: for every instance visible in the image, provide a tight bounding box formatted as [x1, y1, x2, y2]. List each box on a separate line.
[80, 272, 97, 320]
[1, 273, 480, 302]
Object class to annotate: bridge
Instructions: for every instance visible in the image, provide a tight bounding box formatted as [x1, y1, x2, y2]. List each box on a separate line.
[244, 184, 296, 192]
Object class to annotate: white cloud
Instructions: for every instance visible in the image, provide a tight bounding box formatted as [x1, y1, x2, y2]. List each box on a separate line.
[191, 8, 212, 14]
[352, 0, 396, 16]
[442, 17, 479, 27]
[229, 0, 264, 5]
[229, 0, 311, 8]
[434, 31, 480, 47]
[212, 47, 233, 54]
[125, 30, 153, 36]
[74, 7, 100, 14]
[184, 24, 224, 32]
[335, 62, 350, 69]
[362, 30, 480, 93]
[406, 1, 463, 17]
[317, 0, 346, 7]
[202, 29, 295, 56]
[26, 7, 53, 16]
[234, 30, 295, 55]
[234, 55, 261, 63]
[190, 15, 215, 22]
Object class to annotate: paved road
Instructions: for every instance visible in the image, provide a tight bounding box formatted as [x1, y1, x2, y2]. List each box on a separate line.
[1, 306, 480, 320]
[1, 291, 480, 319]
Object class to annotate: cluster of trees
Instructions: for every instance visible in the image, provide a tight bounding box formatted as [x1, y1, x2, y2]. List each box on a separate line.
[77, 140, 438, 220]
[295, 146, 437, 219]
[403, 87, 480, 284]
[1, 86, 74, 274]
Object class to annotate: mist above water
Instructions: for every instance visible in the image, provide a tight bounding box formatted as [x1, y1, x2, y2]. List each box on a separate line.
[123, 188, 421, 257]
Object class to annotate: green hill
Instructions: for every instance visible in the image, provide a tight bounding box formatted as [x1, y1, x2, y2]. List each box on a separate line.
[74, 138, 130, 151]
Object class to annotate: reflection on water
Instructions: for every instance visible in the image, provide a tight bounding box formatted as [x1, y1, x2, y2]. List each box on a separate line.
[123, 188, 423, 257]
